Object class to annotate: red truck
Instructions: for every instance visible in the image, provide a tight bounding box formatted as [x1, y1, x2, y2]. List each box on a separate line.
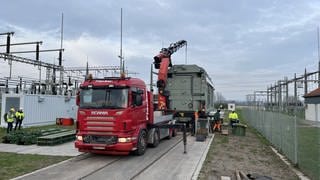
[74, 76, 177, 155]
[74, 40, 187, 155]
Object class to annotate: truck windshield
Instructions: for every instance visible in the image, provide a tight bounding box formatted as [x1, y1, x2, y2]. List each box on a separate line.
[80, 88, 129, 109]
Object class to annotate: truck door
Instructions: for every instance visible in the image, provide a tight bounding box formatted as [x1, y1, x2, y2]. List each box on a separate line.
[130, 88, 147, 126]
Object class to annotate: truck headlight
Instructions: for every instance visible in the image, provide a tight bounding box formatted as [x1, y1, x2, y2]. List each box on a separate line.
[118, 137, 136, 143]
[116, 111, 124, 115]
[76, 135, 83, 141]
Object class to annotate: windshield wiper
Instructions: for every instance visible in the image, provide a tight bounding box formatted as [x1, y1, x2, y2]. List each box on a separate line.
[101, 105, 124, 109]
[79, 105, 96, 109]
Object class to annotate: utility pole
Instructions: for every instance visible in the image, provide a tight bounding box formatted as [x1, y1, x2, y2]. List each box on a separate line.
[317, 27, 320, 88]
[59, 13, 64, 95]
[270, 85, 274, 109]
[285, 77, 289, 108]
[278, 81, 282, 110]
[294, 73, 297, 106]
[267, 86, 270, 109]
[0, 32, 15, 79]
[118, 8, 124, 75]
[319, 60, 320, 88]
[304, 68, 308, 95]
[275, 84, 278, 107]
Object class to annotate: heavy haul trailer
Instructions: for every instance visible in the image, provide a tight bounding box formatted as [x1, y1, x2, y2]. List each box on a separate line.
[166, 64, 215, 123]
[74, 77, 176, 155]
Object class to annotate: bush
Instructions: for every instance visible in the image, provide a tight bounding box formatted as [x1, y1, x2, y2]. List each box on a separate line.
[2, 130, 42, 145]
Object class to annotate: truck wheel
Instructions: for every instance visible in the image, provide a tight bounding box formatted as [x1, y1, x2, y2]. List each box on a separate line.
[134, 130, 147, 155]
[151, 130, 159, 147]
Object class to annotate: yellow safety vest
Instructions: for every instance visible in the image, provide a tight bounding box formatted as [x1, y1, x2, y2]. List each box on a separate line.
[7, 113, 15, 123]
[15, 112, 24, 120]
[229, 113, 238, 119]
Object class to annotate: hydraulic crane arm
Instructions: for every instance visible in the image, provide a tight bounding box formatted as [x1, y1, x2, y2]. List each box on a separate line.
[153, 40, 187, 110]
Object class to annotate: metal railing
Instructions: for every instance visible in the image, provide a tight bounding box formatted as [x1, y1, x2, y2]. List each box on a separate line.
[241, 107, 320, 180]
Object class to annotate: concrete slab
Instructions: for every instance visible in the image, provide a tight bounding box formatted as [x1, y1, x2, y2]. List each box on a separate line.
[0, 141, 81, 156]
[2, 133, 214, 180]
[135, 134, 214, 180]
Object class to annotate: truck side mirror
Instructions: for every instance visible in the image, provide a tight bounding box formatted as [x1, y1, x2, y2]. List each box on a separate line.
[76, 91, 80, 106]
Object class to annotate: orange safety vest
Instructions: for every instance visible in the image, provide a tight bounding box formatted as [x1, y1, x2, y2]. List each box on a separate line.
[194, 111, 199, 120]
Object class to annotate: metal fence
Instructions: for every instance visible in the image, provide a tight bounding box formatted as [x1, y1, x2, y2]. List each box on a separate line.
[241, 107, 320, 180]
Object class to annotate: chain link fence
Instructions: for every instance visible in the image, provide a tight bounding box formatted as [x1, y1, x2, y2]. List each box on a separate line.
[241, 107, 320, 180]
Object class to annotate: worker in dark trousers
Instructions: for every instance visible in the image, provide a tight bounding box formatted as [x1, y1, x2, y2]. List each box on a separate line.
[191, 110, 199, 136]
[229, 110, 239, 128]
[213, 109, 221, 132]
[14, 108, 25, 130]
[6, 108, 15, 133]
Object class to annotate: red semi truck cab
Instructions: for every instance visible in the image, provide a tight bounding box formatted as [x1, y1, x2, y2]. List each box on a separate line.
[74, 76, 172, 155]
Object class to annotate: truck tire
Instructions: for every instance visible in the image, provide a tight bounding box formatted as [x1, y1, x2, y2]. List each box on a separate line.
[134, 130, 147, 155]
[151, 130, 159, 147]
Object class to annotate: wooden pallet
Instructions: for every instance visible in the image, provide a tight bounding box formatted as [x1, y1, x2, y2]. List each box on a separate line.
[37, 130, 76, 146]
[221, 129, 229, 135]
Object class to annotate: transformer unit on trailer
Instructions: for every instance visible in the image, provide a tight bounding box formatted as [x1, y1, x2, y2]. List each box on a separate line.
[166, 64, 215, 123]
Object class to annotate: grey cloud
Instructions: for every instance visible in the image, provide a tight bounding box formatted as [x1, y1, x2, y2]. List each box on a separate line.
[1, 0, 320, 101]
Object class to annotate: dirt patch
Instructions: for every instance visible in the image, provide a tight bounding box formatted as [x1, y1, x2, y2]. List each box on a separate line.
[198, 126, 299, 180]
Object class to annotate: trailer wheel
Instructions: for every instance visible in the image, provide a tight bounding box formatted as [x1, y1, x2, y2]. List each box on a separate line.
[151, 130, 159, 147]
[134, 130, 147, 155]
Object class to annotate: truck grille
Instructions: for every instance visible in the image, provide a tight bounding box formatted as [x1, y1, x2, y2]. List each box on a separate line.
[84, 116, 116, 133]
[83, 135, 118, 145]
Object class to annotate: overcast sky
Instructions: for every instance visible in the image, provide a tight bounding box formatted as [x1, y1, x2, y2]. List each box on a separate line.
[0, 0, 320, 101]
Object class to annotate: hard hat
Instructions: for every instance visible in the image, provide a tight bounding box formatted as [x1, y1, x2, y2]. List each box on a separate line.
[19, 107, 23, 111]
[10, 108, 15, 111]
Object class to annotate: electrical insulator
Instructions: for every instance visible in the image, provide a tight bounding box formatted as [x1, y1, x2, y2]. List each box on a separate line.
[36, 43, 40, 60]
[6, 35, 10, 54]
[58, 50, 62, 66]
[68, 76, 72, 86]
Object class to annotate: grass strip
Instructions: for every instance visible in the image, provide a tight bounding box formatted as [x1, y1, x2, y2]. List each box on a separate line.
[0, 152, 71, 180]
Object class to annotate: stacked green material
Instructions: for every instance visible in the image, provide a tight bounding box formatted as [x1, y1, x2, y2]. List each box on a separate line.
[2, 128, 75, 146]
[37, 130, 76, 146]
[40, 128, 70, 136]
[2, 131, 41, 145]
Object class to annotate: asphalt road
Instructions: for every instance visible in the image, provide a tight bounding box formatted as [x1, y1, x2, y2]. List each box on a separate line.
[14, 135, 185, 180]
[12, 133, 212, 180]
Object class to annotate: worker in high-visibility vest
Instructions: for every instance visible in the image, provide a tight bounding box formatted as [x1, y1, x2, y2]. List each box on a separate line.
[213, 109, 221, 132]
[14, 108, 25, 130]
[6, 108, 15, 133]
[228, 110, 239, 128]
[191, 110, 199, 136]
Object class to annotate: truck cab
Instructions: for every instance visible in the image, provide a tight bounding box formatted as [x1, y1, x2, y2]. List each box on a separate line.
[75, 77, 151, 155]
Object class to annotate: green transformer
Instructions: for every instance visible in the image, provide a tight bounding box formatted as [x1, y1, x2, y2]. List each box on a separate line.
[166, 64, 215, 123]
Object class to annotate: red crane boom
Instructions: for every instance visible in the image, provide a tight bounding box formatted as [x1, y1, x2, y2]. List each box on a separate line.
[153, 40, 187, 110]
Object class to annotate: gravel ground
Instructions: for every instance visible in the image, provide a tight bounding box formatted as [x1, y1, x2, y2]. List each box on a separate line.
[198, 125, 299, 180]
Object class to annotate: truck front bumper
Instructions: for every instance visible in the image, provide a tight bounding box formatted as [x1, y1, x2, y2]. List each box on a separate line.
[74, 140, 136, 155]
